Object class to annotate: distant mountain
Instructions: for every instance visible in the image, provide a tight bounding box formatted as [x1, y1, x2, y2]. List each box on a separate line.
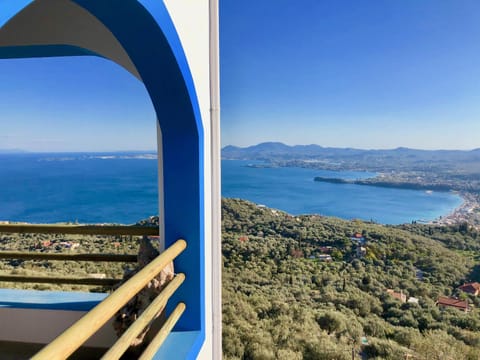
[221, 142, 480, 177]
[222, 142, 480, 160]
[223, 142, 298, 158]
[223, 142, 382, 158]
[223, 142, 336, 159]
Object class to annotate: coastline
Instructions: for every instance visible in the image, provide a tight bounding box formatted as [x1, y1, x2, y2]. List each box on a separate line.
[427, 192, 480, 229]
[1, 194, 478, 229]
[313, 175, 480, 228]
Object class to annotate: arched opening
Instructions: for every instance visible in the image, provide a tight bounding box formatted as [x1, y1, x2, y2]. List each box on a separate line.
[0, 55, 159, 223]
[0, 0, 206, 353]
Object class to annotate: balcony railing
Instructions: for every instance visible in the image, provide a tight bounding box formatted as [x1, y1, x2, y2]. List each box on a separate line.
[0, 224, 158, 287]
[0, 224, 186, 359]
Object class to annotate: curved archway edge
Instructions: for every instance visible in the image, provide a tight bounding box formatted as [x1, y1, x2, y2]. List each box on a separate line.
[0, 0, 205, 353]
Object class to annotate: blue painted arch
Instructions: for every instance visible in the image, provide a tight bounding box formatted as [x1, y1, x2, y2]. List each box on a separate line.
[0, 0, 205, 355]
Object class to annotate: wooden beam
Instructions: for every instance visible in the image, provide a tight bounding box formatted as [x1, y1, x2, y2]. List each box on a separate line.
[0, 251, 137, 262]
[0, 274, 120, 286]
[138, 303, 186, 360]
[31, 239, 186, 360]
[101, 273, 185, 360]
[0, 224, 158, 236]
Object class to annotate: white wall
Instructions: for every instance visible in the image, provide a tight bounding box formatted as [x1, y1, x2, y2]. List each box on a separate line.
[0, 1, 221, 357]
[163, 1, 220, 358]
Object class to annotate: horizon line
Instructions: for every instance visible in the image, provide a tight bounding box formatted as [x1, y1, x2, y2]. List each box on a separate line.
[0, 149, 157, 154]
[222, 141, 480, 152]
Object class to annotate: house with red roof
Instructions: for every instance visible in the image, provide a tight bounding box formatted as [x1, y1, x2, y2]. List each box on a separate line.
[458, 282, 480, 296]
[350, 233, 366, 244]
[436, 296, 470, 312]
[386, 289, 407, 303]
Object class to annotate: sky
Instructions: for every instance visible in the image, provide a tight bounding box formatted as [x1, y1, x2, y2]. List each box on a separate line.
[1, 1, 480, 151]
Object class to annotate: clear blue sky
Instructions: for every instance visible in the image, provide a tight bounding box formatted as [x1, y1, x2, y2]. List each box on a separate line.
[1, 0, 480, 151]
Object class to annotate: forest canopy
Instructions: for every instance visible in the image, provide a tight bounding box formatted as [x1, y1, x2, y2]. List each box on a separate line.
[222, 198, 480, 360]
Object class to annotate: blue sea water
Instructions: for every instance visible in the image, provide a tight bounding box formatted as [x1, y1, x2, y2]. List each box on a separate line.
[0, 153, 159, 224]
[0, 154, 463, 225]
[221, 160, 463, 225]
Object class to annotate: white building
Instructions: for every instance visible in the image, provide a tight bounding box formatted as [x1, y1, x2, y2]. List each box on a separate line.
[0, 1, 221, 358]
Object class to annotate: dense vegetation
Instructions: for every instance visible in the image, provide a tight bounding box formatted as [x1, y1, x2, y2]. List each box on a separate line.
[0, 232, 139, 292]
[2, 199, 480, 358]
[222, 198, 480, 359]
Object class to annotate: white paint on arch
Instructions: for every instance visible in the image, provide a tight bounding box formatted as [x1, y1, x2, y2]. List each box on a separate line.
[163, 1, 221, 358]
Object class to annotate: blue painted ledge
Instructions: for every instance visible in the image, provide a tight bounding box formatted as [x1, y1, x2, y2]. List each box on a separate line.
[152, 330, 201, 360]
[0, 289, 107, 311]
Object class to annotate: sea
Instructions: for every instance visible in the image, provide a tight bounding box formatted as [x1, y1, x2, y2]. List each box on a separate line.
[0, 153, 463, 225]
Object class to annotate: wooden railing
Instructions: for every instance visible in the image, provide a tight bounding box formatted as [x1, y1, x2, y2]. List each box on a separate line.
[31, 239, 187, 360]
[0, 223, 158, 236]
[0, 224, 157, 286]
[0, 224, 187, 358]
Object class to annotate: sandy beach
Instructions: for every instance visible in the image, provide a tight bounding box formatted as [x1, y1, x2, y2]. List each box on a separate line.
[430, 192, 480, 229]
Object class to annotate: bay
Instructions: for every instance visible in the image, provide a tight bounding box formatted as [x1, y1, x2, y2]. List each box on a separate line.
[0, 154, 463, 225]
[221, 160, 463, 225]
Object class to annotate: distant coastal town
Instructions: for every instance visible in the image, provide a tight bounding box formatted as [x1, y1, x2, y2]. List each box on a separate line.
[429, 192, 480, 229]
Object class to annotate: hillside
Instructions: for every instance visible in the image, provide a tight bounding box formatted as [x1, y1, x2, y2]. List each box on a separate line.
[0, 231, 139, 292]
[222, 198, 480, 359]
[2, 200, 480, 359]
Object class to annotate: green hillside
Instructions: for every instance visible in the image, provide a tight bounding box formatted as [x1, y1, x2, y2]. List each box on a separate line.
[1, 199, 480, 358]
[222, 198, 480, 359]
